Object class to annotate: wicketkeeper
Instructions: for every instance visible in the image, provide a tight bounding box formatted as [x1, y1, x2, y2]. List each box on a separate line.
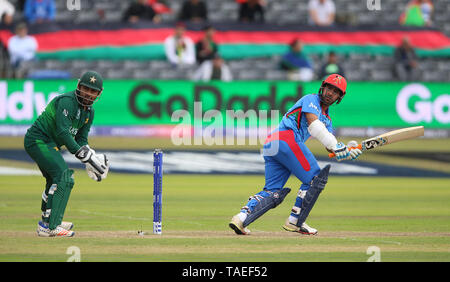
[24, 71, 109, 237]
[229, 74, 362, 235]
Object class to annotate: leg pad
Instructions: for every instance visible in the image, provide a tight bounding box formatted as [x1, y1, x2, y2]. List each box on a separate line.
[48, 169, 74, 229]
[243, 188, 291, 227]
[296, 165, 330, 227]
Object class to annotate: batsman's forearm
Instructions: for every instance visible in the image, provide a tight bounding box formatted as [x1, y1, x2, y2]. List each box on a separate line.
[308, 119, 338, 150]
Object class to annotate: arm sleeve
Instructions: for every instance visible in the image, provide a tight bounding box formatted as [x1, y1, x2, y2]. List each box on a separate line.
[75, 108, 94, 147]
[326, 121, 334, 134]
[54, 98, 81, 154]
[300, 95, 321, 116]
[308, 119, 337, 150]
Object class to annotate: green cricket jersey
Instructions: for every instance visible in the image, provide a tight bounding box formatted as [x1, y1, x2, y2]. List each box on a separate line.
[25, 91, 94, 154]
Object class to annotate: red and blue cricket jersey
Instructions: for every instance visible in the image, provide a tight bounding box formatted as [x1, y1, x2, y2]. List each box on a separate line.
[262, 94, 333, 190]
[279, 94, 333, 142]
[241, 94, 335, 215]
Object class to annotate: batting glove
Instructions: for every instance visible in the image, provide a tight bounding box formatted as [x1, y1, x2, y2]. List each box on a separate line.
[347, 140, 363, 160]
[332, 142, 350, 162]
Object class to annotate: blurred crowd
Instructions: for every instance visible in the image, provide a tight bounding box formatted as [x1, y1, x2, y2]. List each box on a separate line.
[0, 0, 442, 82]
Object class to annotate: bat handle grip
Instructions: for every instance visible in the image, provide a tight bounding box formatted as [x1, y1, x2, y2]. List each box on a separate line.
[328, 144, 362, 158]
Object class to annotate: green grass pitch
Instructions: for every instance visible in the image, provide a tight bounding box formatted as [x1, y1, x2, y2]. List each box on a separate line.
[0, 172, 449, 262]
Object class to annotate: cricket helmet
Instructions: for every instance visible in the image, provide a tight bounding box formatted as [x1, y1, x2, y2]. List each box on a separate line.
[319, 73, 347, 105]
[76, 71, 103, 107]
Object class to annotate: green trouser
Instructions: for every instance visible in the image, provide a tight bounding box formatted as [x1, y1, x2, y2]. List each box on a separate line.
[24, 134, 75, 230]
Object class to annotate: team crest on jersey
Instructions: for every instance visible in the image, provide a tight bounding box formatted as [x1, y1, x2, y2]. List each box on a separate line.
[63, 109, 68, 117]
[85, 118, 89, 124]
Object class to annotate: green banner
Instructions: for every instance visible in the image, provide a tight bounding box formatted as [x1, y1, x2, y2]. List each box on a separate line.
[0, 80, 448, 128]
[36, 44, 450, 61]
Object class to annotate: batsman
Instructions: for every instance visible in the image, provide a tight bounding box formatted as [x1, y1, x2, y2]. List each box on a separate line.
[24, 71, 109, 237]
[229, 74, 362, 235]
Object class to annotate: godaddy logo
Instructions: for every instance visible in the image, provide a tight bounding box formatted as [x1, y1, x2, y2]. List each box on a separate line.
[0, 81, 59, 121]
[396, 84, 450, 124]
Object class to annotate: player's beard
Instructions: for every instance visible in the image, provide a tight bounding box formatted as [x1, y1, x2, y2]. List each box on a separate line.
[75, 88, 100, 107]
[322, 95, 336, 106]
[320, 92, 337, 106]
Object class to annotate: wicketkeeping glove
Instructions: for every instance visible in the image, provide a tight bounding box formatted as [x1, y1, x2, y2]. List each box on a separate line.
[75, 145, 105, 174]
[331, 142, 350, 162]
[347, 140, 363, 160]
[86, 154, 109, 182]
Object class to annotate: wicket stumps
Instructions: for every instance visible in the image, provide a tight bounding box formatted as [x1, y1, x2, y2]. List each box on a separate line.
[153, 149, 163, 235]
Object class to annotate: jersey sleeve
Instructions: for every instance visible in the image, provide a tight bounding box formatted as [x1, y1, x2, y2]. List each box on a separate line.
[326, 121, 334, 134]
[75, 108, 94, 147]
[299, 95, 321, 117]
[54, 97, 81, 154]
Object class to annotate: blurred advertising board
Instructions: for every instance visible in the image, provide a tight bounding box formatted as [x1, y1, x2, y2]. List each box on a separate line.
[0, 80, 448, 136]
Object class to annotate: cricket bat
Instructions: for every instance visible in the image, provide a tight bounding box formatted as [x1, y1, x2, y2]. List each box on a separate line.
[328, 126, 425, 158]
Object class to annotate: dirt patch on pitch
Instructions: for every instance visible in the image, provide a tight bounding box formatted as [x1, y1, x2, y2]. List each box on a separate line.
[54, 230, 450, 239]
[1, 230, 449, 239]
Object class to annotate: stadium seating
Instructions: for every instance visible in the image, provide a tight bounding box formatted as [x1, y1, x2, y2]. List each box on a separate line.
[28, 0, 449, 35]
[22, 55, 449, 82]
[7, 0, 450, 33]
[4, 0, 450, 82]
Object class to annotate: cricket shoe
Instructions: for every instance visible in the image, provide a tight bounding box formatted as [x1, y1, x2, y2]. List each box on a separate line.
[229, 214, 251, 235]
[59, 221, 74, 230]
[282, 219, 318, 235]
[37, 221, 75, 237]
